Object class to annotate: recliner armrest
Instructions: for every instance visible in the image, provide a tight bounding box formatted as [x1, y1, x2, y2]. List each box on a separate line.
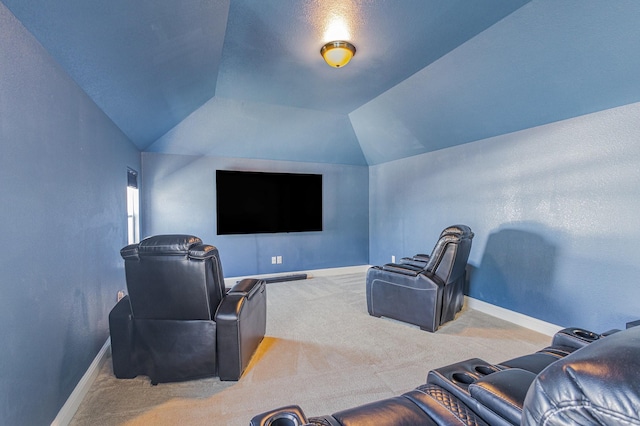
[227, 278, 265, 300]
[380, 263, 422, 276]
[468, 368, 536, 426]
[216, 279, 267, 381]
[551, 327, 601, 349]
[399, 258, 428, 268]
[108, 296, 137, 379]
[407, 254, 430, 264]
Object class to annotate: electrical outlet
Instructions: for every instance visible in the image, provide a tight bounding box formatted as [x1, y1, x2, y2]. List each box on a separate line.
[277, 255, 283, 264]
[271, 256, 277, 264]
[391, 255, 396, 263]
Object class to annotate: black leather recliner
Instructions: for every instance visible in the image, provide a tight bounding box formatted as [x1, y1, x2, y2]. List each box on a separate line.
[366, 225, 474, 332]
[251, 326, 639, 426]
[399, 224, 472, 267]
[109, 234, 267, 383]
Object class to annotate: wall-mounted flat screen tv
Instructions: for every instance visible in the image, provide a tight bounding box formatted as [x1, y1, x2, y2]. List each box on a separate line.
[216, 170, 322, 235]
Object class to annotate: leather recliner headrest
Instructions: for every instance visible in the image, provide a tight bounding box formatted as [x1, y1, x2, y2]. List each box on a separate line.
[523, 325, 640, 425]
[440, 224, 474, 240]
[137, 234, 202, 254]
[120, 234, 215, 260]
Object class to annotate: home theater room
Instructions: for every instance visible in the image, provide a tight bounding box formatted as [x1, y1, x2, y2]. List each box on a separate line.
[2, 1, 640, 425]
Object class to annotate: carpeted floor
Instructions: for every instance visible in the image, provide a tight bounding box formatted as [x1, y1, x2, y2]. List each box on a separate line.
[70, 271, 551, 425]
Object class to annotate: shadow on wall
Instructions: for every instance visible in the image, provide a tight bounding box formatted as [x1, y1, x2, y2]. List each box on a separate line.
[466, 224, 564, 323]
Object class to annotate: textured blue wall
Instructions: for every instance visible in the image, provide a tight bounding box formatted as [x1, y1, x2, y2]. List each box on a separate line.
[0, 4, 140, 425]
[141, 153, 369, 277]
[369, 102, 640, 332]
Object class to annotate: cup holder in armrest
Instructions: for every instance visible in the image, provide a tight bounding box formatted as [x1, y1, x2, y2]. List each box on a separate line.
[250, 405, 308, 426]
[573, 329, 599, 340]
[427, 358, 499, 408]
[449, 365, 499, 385]
[451, 372, 475, 385]
[551, 327, 601, 349]
[268, 414, 301, 426]
[474, 365, 498, 376]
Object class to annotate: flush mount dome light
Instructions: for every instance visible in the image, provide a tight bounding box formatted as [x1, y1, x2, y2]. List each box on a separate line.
[320, 41, 356, 68]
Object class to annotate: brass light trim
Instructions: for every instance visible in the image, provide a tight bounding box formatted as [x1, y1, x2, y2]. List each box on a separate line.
[320, 41, 356, 68]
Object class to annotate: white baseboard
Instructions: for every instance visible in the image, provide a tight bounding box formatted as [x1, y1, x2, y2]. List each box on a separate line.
[52, 338, 110, 426]
[465, 296, 563, 337]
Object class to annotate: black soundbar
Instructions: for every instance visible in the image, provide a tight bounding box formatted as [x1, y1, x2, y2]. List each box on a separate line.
[263, 273, 308, 284]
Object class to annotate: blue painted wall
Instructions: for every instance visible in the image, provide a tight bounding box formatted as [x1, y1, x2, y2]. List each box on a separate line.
[369, 102, 640, 332]
[141, 153, 369, 277]
[0, 4, 139, 425]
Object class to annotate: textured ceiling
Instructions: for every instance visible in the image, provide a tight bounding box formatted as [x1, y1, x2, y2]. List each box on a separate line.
[4, 0, 640, 165]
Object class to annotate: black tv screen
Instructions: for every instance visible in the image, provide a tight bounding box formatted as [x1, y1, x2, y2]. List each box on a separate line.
[216, 170, 322, 235]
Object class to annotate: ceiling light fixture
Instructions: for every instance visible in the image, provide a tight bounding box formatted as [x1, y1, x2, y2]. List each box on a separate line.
[320, 41, 356, 68]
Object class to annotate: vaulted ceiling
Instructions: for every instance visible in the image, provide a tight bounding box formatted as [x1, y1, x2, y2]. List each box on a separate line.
[5, 0, 640, 165]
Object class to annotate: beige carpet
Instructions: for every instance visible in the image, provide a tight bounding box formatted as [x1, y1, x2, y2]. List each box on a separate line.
[70, 271, 551, 425]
